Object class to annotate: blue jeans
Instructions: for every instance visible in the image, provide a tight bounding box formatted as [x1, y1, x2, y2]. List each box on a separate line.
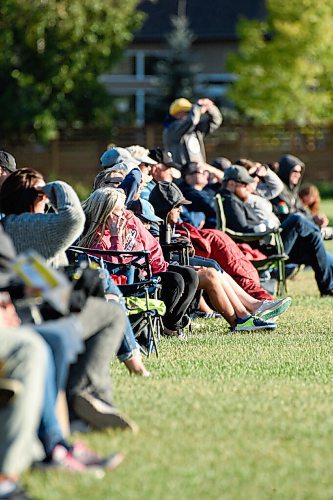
[102, 271, 140, 361]
[34, 324, 75, 454]
[37, 344, 64, 456]
[171, 254, 223, 271]
[281, 213, 333, 293]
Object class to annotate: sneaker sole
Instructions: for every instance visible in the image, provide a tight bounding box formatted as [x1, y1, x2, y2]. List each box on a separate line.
[73, 395, 139, 432]
[234, 324, 277, 332]
[259, 298, 292, 321]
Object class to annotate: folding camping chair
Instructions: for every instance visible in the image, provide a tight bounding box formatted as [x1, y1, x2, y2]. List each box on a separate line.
[67, 246, 164, 357]
[215, 193, 289, 296]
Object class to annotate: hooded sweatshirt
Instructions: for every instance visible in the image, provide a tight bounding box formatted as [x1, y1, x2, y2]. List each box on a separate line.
[271, 154, 307, 218]
[90, 210, 168, 275]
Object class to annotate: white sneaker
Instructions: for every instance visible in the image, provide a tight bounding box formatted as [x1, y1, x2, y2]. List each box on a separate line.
[255, 297, 292, 321]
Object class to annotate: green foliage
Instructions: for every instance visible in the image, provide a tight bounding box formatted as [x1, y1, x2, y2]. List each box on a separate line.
[146, 15, 201, 122]
[227, 0, 333, 126]
[24, 266, 333, 499]
[0, 0, 144, 142]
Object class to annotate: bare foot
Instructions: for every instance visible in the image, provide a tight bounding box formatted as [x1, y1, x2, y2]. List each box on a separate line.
[124, 355, 150, 377]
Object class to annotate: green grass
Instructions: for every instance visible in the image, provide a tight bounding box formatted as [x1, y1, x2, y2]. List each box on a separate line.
[321, 199, 333, 225]
[23, 264, 333, 500]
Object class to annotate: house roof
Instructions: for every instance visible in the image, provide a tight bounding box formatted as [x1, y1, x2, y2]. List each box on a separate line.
[135, 0, 266, 42]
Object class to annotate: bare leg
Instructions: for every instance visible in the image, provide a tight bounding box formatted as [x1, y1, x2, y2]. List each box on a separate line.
[197, 268, 249, 325]
[198, 296, 215, 313]
[222, 272, 263, 312]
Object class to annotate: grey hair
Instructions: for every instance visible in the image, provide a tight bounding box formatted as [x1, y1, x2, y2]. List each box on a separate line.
[79, 187, 126, 248]
[92, 168, 125, 191]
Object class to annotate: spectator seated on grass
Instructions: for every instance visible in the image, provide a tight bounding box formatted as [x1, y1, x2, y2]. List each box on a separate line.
[79, 186, 291, 333]
[220, 165, 333, 297]
[299, 184, 333, 241]
[140, 147, 182, 201]
[80, 187, 199, 337]
[149, 181, 275, 303]
[0, 168, 138, 431]
[178, 162, 217, 229]
[0, 234, 125, 483]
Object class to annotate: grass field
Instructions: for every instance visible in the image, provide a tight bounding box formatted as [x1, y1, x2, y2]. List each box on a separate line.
[24, 229, 333, 499]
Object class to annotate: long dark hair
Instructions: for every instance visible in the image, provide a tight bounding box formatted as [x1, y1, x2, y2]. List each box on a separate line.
[0, 168, 45, 215]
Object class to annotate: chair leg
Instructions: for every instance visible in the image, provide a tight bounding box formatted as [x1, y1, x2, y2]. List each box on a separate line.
[147, 313, 159, 358]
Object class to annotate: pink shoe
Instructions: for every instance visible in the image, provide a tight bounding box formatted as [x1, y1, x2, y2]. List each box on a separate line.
[72, 442, 124, 471]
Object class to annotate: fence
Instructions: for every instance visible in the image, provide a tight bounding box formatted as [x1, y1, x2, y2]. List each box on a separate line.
[3, 124, 333, 184]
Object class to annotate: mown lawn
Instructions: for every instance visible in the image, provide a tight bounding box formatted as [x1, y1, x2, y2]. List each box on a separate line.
[23, 262, 333, 500]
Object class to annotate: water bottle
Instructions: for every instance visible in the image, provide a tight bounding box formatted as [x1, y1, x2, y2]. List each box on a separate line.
[162, 223, 172, 244]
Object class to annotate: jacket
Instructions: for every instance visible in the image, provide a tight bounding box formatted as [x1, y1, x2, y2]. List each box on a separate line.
[219, 188, 262, 233]
[90, 210, 169, 275]
[179, 182, 217, 228]
[271, 154, 306, 217]
[1, 181, 85, 267]
[163, 103, 222, 167]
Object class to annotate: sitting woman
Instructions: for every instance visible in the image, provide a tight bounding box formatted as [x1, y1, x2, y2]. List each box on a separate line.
[299, 184, 333, 240]
[78, 188, 285, 332]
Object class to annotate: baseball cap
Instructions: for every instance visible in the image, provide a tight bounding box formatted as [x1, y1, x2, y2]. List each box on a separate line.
[100, 147, 140, 169]
[126, 145, 157, 165]
[182, 162, 202, 177]
[149, 182, 191, 219]
[211, 157, 232, 171]
[223, 165, 255, 185]
[136, 199, 163, 224]
[169, 98, 192, 116]
[0, 151, 16, 172]
[149, 148, 182, 179]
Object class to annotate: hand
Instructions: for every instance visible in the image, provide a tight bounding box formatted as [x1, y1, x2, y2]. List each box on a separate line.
[197, 98, 214, 111]
[108, 213, 127, 236]
[0, 292, 21, 328]
[313, 214, 329, 228]
[255, 165, 267, 178]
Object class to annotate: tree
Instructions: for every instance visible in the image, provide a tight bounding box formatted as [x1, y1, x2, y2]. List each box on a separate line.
[146, 15, 200, 122]
[226, 0, 333, 126]
[0, 0, 144, 142]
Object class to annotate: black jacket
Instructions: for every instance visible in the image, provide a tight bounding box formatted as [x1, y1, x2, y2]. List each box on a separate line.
[271, 154, 306, 218]
[179, 182, 217, 228]
[219, 188, 261, 233]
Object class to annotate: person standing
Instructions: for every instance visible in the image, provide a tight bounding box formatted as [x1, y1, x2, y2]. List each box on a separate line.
[163, 97, 222, 168]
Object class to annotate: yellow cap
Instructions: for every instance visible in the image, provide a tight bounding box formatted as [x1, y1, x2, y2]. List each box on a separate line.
[169, 98, 192, 116]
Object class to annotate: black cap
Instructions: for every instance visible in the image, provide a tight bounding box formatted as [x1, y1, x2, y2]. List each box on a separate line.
[223, 165, 254, 184]
[149, 182, 191, 219]
[0, 151, 16, 172]
[211, 157, 232, 171]
[149, 148, 181, 169]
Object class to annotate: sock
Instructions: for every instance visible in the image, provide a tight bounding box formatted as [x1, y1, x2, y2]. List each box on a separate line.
[0, 480, 17, 496]
[237, 314, 251, 324]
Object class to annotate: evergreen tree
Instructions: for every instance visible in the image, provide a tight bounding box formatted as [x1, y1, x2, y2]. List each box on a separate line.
[146, 15, 200, 122]
[226, 0, 333, 125]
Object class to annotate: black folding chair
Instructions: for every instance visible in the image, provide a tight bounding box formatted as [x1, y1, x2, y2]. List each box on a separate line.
[215, 193, 288, 296]
[67, 247, 163, 357]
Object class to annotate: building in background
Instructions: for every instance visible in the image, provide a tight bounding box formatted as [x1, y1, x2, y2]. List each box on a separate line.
[100, 0, 265, 126]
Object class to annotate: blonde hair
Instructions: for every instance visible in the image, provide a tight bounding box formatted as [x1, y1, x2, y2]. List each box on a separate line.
[79, 187, 126, 248]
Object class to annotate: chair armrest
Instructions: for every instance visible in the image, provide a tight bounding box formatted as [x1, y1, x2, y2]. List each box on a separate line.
[225, 228, 281, 242]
